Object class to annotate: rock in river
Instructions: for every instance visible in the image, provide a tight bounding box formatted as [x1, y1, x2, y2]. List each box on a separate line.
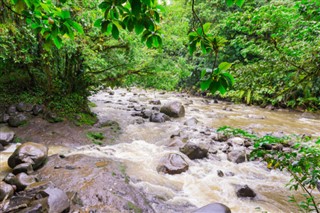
[4, 172, 36, 191]
[0, 126, 15, 146]
[236, 185, 256, 198]
[157, 153, 189, 174]
[0, 181, 15, 201]
[8, 142, 48, 170]
[180, 142, 208, 160]
[160, 101, 185, 118]
[150, 112, 170, 123]
[193, 202, 231, 213]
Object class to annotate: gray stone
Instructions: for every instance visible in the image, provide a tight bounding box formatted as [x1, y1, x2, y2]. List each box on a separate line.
[0, 113, 10, 123]
[217, 170, 224, 177]
[227, 150, 247, 164]
[157, 153, 189, 175]
[8, 113, 28, 127]
[247, 114, 266, 119]
[149, 100, 161, 105]
[141, 110, 153, 119]
[8, 142, 48, 170]
[236, 185, 256, 198]
[184, 117, 199, 126]
[0, 181, 15, 201]
[43, 187, 70, 213]
[150, 112, 171, 123]
[32, 104, 44, 116]
[3, 181, 69, 213]
[16, 102, 33, 112]
[228, 137, 245, 146]
[7, 105, 17, 116]
[43, 111, 63, 123]
[12, 162, 34, 175]
[160, 101, 185, 118]
[0, 126, 15, 146]
[193, 203, 231, 213]
[130, 118, 145, 125]
[4, 172, 36, 191]
[180, 143, 208, 160]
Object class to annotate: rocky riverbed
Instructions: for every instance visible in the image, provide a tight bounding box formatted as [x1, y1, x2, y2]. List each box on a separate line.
[0, 87, 319, 212]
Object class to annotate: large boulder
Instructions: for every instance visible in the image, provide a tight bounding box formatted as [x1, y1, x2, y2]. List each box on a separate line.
[8, 142, 48, 170]
[193, 203, 231, 213]
[157, 153, 189, 175]
[34, 154, 155, 212]
[180, 143, 208, 160]
[8, 113, 28, 127]
[160, 101, 185, 118]
[0, 181, 15, 201]
[0, 126, 15, 146]
[150, 112, 171, 123]
[236, 185, 256, 198]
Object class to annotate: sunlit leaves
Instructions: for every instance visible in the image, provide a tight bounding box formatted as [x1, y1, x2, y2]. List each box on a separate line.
[96, 0, 163, 48]
[226, 0, 245, 7]
[200, 62, 234, 95]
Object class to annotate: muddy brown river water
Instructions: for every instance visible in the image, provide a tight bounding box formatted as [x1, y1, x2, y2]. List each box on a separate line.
[79, 88, 319, 212]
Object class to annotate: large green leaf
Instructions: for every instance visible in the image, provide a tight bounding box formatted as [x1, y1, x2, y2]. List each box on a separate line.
[68, 21, 84, 34]
[218, 62, 232, 72]
[61, 10, 71, 19]
[200, 79, 212, 91]
[146, 36, 153, 48]
[235, 0, 245, 7]
[94, 19, 102, 27]
[189, 40, 197, 55]
[226, 0, 235, 7]
[209, 81, 220, 94]
[134, 22, 144, 35]
[222, 72, 235, 85]
[51, 35, 63, 49]
[131, 0, 141, 16]
[203, 23, 211, 34]
[112, 24, 119, 39]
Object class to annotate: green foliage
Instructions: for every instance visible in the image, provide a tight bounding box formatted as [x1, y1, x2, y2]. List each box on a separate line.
[217, 126, 257, 139]
[73, 113, 98, 126]
[251, 135, 320, 212]
[218, 126, 320, 212]
[86, 131, 104, 145]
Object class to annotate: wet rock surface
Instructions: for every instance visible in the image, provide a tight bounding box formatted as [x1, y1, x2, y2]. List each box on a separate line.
[236, 185, 256, 198]
[179, 142, 208, 160]
[193, 203, 232, 213]
[157, 153, 189, 174]
[160, 101, 185, 118]
[8, 142, 48, 170]
[0, 181, 14, 201]
[2, 181, 70, 213]
[34, 154, 155, 213]
[0, 126, 15, 146]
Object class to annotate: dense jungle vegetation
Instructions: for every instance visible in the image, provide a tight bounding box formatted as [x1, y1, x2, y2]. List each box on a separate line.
[0, 0, 319, 117]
